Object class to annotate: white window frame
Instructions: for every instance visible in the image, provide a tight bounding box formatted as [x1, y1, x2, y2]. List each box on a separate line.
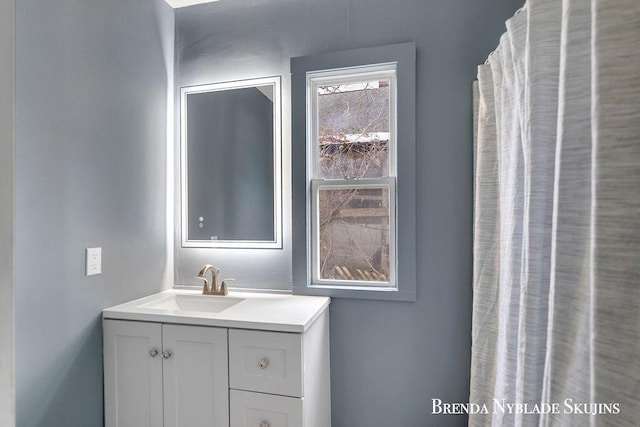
[307, 64, 398, 290]
[311, 178, 397, 289]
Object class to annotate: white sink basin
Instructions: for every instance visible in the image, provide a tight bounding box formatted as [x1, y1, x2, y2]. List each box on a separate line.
[137, 294, 244, 314]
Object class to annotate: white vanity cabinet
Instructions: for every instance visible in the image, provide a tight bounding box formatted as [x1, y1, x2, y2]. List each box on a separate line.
[103, 291, 331, 427]
[103, 320, 229, 427]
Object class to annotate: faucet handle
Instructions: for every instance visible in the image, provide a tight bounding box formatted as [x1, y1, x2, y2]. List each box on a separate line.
[196, 276, 211, 294]
[220, 278, 235, 296]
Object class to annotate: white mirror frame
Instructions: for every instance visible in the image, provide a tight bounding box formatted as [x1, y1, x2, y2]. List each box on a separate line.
[180, 76, 282, 249]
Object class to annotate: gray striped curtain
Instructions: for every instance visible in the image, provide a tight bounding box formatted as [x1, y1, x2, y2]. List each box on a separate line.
[471, 1, 640, 426]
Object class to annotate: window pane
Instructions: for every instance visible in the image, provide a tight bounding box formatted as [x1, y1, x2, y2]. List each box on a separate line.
[318, 187, 390, 283]
[316, 79, 391, 179]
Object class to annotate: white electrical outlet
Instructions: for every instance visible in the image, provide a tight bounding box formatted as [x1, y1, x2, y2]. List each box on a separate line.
[86, 247, 102, 276]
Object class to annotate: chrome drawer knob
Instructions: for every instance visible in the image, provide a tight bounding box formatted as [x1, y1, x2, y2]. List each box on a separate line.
[260, 421, 270, 427]
[163, 350, 172, 359]
[258, 358, 269, 369]
[149, 349, 159, 358]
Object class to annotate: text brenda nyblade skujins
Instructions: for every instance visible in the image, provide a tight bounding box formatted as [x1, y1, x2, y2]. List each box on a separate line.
[432, 398, 620, 416]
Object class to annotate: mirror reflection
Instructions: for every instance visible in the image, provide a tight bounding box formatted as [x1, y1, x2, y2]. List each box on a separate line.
[181, 77, 281, 248]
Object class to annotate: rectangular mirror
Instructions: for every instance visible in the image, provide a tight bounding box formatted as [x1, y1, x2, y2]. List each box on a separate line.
[180, 76, 281, 248]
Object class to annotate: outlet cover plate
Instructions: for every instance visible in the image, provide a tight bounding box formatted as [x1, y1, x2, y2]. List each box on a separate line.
[86, 247, 101, 276]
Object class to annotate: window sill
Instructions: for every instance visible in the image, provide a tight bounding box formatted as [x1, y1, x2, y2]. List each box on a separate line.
[293, 283, 416, 302]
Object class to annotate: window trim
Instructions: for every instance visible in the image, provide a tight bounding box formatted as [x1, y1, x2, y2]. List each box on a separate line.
[291, 42, 416, 301]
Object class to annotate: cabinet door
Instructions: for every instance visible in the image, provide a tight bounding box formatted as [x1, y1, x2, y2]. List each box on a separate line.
[162, 324, 229, 427]
[104, 320, 163, 427]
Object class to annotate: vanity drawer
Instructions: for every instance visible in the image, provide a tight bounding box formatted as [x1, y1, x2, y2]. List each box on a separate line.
[230, 389, 303, 427]
[229, 329, 303, 397]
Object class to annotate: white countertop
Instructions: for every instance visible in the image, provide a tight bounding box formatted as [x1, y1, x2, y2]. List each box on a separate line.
[102, 289, 331, 333]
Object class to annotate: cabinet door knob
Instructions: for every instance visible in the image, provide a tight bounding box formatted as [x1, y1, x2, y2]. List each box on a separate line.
[258, 358, 269, 369]
[260, 421, 270, 427]
[149, 349, 159, 358]
[163, 350, 172, 359]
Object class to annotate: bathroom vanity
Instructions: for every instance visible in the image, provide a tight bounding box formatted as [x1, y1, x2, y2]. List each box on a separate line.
[102, 290, 331, 427]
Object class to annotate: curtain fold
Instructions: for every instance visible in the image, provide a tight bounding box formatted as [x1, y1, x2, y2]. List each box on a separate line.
[471, 1, 640, 426]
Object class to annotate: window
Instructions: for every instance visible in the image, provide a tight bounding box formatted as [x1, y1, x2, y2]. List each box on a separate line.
[291, 42, 416, 301]
[309, 66, 397, 288]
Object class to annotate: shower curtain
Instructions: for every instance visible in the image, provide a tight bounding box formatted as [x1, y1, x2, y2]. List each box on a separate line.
[471, 1, 639, 426]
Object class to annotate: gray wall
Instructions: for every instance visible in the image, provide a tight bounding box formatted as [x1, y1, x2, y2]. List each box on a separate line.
[175, 0, 519, 425]
[14, 0, 174, 426]
[0, 0, 15, 425]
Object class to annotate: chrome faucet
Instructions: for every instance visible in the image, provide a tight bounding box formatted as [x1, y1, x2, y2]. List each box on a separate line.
[196, 264, 234, 296]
